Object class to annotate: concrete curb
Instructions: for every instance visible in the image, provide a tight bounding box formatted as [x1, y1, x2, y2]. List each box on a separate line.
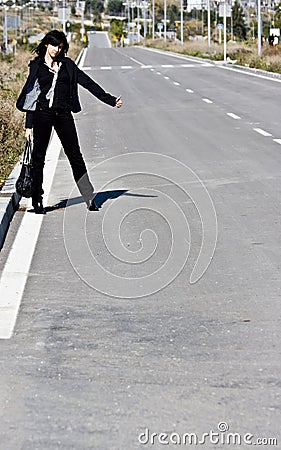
[0, 160, 22, 250]
[0, 47, 86, 251]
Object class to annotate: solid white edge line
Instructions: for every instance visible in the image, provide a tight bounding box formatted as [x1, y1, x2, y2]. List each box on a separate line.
[0, 133, 62, 339]
[105, 31, 112, 48]
[79, 47, 88, 68]
[0, 51, 86, 339]
[253, 128, 272, 137]
[138, 46, 209, 65]
[273, 139, 281, 145]
[219, 65, 281, 83]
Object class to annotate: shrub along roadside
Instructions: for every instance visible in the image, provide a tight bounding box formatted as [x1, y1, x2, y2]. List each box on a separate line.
[0, 42, 83, 190]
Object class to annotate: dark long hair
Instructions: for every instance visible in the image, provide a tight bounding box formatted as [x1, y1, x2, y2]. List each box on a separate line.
[32, 30, 69, 60]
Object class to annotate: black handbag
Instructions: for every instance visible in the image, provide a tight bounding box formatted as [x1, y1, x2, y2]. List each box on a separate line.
[16, 138, 33, 198]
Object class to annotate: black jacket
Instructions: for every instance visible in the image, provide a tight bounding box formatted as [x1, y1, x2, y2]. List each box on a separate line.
[16, 56, 117, 127]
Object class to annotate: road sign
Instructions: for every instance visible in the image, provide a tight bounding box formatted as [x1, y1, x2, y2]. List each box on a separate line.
[219, 4, 231, 17]
[217, 23, 223, 29]
[270, 27, 280, 37]
[157, 23, 164, 30]
[58, 7, 70, 22]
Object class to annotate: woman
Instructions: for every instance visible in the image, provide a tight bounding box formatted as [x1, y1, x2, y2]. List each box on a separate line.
[16, 30, 122, 213]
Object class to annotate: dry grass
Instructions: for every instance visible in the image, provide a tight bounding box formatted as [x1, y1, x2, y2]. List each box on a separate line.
[0, 50, 30, 188]
[0, 42, 83, 189]
[145, 38, 281, 73]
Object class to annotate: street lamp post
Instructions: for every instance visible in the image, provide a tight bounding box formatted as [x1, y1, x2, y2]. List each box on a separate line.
[223, 0, 227, 62]
[143, 1, 146, 38]
[139, 1, 149, 39]
[122, 1, 130, 42]
[137, 0, 140, 42]
[4, 4, 8, 51]
[127, 0, 130, 40]
[80, 1, 85, 41]
[257, 0, 262, 56]
[207, 0, 211, 46]
[164, 0, 166, 41]
[152, 0, 155, 39]
[180, 0, 183, 44]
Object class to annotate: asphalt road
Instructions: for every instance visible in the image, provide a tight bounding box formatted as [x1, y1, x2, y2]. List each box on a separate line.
[0, 32, 280, 449]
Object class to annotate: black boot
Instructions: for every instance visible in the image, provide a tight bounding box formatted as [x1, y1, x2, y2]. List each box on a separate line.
[88, 198, 99, 211]
[32, 195, 45, 214]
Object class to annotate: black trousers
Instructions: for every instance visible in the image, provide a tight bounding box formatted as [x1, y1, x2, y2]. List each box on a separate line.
[32, 109, 93, 204]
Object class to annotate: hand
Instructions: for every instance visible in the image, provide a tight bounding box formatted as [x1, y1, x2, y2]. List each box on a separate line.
[25, 128, 33, 140]
[115, 96, 122, 108]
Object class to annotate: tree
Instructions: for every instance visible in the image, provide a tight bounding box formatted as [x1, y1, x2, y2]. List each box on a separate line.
[86, 0, 104, 17]
[167, 4, 179, 27]
[232, 0, 247, 40]
[110, 19, 124, 38]
[273, 3, 281, 29]
[106, 0, 123, 16]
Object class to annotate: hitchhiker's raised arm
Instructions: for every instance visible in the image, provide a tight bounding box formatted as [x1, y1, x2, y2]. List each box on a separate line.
[77, 67, 117, 107]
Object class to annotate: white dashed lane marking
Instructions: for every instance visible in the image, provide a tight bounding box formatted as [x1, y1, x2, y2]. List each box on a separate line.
[128, 56, 143, 65]
[93, 60, 280, 150]
[82, 62, 213, 71]
[227, 113, 241, 120]
[253, 128, 272, 137]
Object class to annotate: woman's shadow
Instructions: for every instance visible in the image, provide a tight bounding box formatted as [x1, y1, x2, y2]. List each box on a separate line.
[44, 190, 156, 213]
